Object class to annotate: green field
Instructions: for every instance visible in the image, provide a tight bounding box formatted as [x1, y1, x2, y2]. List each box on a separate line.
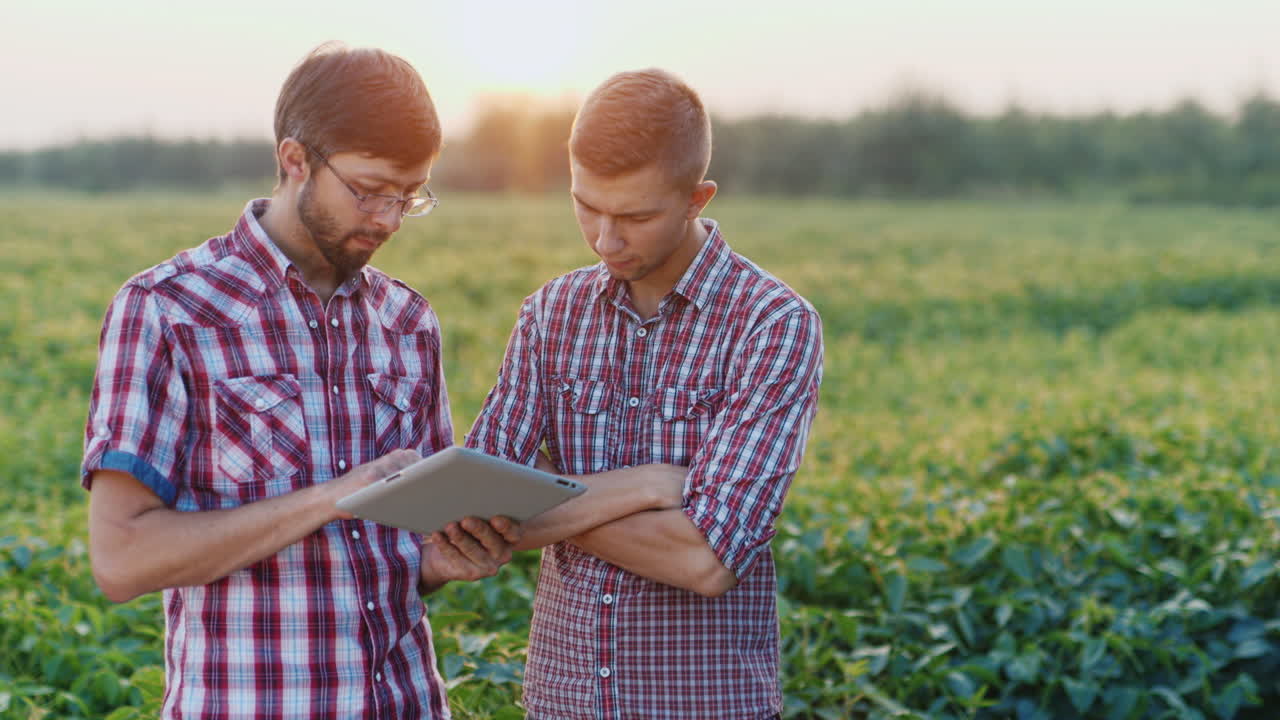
[2, 190, 1279, 719]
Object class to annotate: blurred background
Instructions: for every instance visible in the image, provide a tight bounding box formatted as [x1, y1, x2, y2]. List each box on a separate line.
[3, 0, 1280, 204]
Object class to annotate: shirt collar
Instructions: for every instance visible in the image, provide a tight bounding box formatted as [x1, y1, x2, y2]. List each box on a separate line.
[593, 218, 730, 314]
[671, 218, 730, 312]
[235, 198, 370, 297]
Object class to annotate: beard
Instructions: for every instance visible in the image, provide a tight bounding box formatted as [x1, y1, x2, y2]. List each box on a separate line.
[297, 181, 390, 278]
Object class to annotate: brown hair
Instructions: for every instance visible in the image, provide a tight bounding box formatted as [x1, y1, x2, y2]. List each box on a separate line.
[274, 42, 441, 182]
[569, 68, 711, 189]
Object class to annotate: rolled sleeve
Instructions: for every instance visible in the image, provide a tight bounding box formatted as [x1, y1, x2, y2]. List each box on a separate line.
[82, 283, 187, 505]
[464, 298, 546, 465]
[683, 308, 824, 578]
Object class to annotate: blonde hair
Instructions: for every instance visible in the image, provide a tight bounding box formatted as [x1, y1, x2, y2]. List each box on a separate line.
[569, 68, 711, 189]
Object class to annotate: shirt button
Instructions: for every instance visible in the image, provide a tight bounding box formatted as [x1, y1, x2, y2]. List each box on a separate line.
[599, 667, 611, 679]
[397, 396, 408, 410]
[308, 319, 318, 329]
[627, 397, 640, 408]
[602, 593, 614, 605]
[330, 318, 339, 327]
[366, 601, 375, 611]
[351, 529, 360, 539]
[375, 672, 382, 682]
[636, 327, 648, 338]
[332, 385, 340, 395]
[254, 398, 267, 410]
[338, 459, 347, 470]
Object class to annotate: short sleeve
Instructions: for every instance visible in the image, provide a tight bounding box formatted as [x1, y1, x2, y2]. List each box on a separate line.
[82, 283, 188, 505]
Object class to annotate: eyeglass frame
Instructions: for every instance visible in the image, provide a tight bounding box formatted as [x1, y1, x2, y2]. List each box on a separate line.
[302, 144, 438, 218]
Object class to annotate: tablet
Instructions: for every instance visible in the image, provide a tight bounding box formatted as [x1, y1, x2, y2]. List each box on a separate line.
[335, 446, 586, 535]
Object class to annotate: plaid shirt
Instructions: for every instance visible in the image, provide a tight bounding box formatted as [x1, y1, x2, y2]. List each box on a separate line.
[82, 200, 454, 719]
[466, 220, 823, 720]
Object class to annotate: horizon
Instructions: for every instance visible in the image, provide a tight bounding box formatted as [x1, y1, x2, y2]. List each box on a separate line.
[5, 86, 1280, 154]
[3, 0, 1278, 151]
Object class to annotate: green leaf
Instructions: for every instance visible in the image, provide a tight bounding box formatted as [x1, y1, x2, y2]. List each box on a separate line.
[1155, 557, 1186, 578]
[10, 545, 32, 570]
[1001, 544, 1033, 582]
[1103, 686, 1140, 720]
[1063, 676, 1099, 713]
[946, 670, 977, 699]
[458, 632, 495, 655]
[951, 536, 995, 569]
[885, 572, 906, 614]
[1080, 637, 1107, 673]
[1005, 649, 1042, 684]
[1240, 559, 1272, 589]
[1211, 673, 1260, 720]
[1151, 686, 1201, 719]
[1108, 508, 1138, 529]
[473, 660, 523, 685]
[954, 606, 976, 647]
[996, 603, 1013, 628]
[853, 645, 891, 676]
[1212, 682, 1245, 719]
[1233, 638, 1271, 659]
[442, 654, 466, 680]
[906, 555, 947, 573]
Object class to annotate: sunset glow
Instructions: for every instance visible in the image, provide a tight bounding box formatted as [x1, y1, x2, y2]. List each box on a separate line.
[2, 0, 1279, 149]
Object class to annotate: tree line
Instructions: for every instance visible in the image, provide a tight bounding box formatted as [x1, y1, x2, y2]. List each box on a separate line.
[4, 91, 1280, 206]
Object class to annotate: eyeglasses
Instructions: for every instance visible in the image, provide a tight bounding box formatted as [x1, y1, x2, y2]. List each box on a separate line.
[304, 145, 438, 217]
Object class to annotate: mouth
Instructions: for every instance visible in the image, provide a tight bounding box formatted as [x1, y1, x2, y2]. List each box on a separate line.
[348, 232, 387, 251]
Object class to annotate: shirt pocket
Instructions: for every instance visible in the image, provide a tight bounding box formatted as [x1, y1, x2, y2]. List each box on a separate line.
[213, 374, 307, 484]
[653, 386, 724, 464]
[367, 372, 436, 456]
[552, 376, 615, 474]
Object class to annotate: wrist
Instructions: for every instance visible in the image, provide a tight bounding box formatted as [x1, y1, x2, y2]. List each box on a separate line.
[419, 574, 447, 595]
[312, 478, 350, 523]
[419, 547, 448, 595]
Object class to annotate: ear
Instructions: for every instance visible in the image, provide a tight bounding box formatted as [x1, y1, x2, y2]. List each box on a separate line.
[685, 180, 717, 220]
[277, 138, 311, 184]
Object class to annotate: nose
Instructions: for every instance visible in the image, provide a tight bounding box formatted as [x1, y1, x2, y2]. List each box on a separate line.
[595, 217, 623, 255]
[370, 203, 404, 233]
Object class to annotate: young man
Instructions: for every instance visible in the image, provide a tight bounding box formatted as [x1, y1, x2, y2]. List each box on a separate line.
[466, 69, 824, 719]
[82, 44, 519, 719]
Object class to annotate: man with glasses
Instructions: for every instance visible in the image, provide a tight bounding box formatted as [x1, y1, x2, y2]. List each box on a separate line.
[82, 43, 518, 719]
[466, 69, 823, 719]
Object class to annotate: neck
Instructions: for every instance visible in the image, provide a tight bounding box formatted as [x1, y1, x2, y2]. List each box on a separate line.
[628, 218, 708, 319]
[258, 191, 343, 303]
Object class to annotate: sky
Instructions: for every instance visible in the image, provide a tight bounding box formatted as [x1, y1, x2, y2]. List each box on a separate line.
[2, 0, 1279, 150]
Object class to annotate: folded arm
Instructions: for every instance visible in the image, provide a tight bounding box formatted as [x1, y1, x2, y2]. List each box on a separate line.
[571, 509, 738, 597]
[574, 309, 824, 598]
[510, 460, 685, 551]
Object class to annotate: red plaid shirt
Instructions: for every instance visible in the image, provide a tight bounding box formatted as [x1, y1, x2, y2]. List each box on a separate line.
[466, 220, 823, 720]
[82, 200, 455, 719]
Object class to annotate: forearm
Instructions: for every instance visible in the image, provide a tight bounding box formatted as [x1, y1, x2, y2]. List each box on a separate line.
[91, 481, 340, 602]
[514, 467, 670, 551]
[570, 509, 738, 597]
